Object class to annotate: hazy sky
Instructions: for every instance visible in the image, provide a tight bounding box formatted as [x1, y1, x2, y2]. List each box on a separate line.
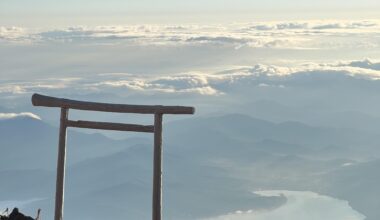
[1, 0, 380, 26]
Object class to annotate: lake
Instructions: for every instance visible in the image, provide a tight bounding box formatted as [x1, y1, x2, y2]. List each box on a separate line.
[203, 190, 365, 220]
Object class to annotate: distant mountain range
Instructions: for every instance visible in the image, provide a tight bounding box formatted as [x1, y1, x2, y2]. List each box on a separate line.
[0, 113, 379, 219]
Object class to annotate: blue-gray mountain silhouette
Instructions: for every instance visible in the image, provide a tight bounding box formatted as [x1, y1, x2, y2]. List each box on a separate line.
[0, 113, 378, 219]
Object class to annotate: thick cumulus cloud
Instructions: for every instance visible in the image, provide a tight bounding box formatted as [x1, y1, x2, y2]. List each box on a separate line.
[1, 59, 380, 98]
[0, 78, 77, 95]
[1, 20, 379, 49]
[0, 26, 28, 41]
[203, 191, 365, 220]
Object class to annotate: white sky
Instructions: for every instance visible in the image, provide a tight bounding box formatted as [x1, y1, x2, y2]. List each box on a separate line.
[1, 0, 380, 26]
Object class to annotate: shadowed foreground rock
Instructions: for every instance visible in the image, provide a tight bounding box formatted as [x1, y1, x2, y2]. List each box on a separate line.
[0, 208, 40, 220]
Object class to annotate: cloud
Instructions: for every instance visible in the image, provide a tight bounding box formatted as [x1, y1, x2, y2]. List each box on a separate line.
[90, 74, 224, 95]
[186, 36, 249, 45]
[244, 21, 379, 31]
[312, 21, 378, 30]
[1, 59, 380, 98]
[0, 26, 26, 41]
[0, 78, 76, 95]
[1, 20, 379, 49]
[246, 22, 308, 31]
[203, 190, 365, 220]
[0, 112, 41, 120]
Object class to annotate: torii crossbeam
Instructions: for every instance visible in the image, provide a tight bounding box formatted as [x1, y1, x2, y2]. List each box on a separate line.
[31, 93, 195, 220]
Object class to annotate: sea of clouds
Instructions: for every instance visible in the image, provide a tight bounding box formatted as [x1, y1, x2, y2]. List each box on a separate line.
[1, 20, 380, 49]
[1, 19, 380, 219]
[1, 59, 379, 98]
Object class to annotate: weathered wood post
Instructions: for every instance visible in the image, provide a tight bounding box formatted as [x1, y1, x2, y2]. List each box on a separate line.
[152, 113, 163, 220]
[54, 108, 68, 220]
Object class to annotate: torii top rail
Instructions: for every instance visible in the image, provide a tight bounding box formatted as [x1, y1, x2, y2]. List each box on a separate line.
[31, 93, 195, 220]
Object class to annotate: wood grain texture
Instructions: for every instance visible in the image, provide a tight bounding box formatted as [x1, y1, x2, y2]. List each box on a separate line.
[54, 108, 68, 220]
[32, 93, 195, 114]
[152, 113, 163, 220]
[67, 120, 154, 133]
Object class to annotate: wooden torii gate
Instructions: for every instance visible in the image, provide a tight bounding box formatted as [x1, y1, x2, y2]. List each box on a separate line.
[31, 93, 195, 220]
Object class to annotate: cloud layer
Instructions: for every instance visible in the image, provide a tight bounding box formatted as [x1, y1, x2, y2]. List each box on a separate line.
[1, 59, 380, 104]
[1, 20, 379, 50]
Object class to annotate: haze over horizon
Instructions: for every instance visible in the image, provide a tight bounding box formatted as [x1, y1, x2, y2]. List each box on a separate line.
[1, 0, 380, 26]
